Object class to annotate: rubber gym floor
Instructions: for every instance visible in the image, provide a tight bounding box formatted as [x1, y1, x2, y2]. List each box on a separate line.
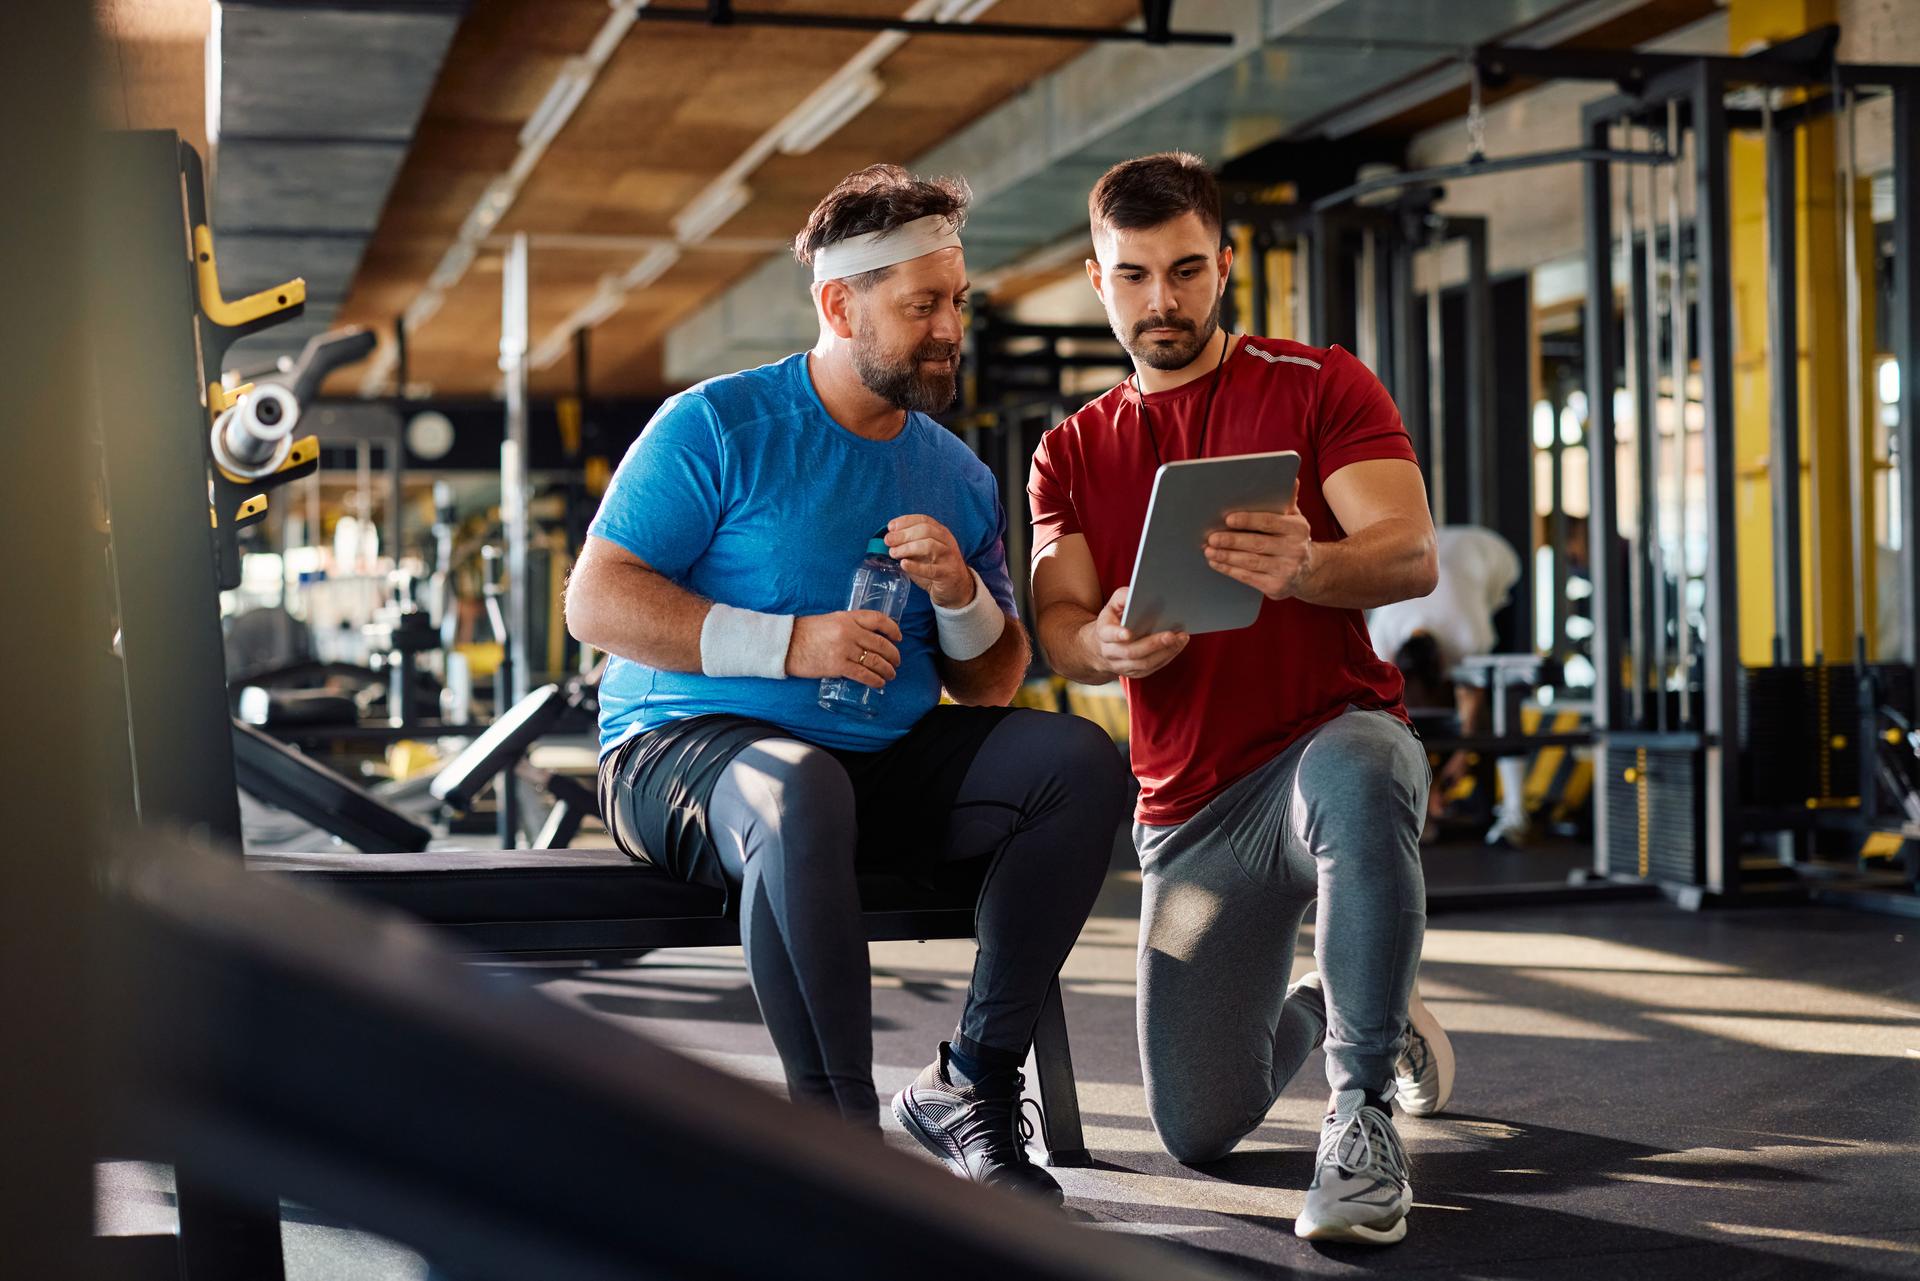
[97, 837, 1920, 1279]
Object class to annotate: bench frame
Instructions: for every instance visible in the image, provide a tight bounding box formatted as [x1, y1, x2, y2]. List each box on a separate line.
[268, 861, 1093, 1167]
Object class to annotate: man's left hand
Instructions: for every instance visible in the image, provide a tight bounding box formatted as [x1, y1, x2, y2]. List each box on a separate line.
[1205, 506, 1313, 601]
[886, 514, 975, 609]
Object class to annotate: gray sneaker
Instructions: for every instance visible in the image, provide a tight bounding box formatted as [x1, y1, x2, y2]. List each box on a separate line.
[892, 1043, 1064, 1204]
[1295, 1088, 1412, 1245]
[1394, 985, 1455, 1117]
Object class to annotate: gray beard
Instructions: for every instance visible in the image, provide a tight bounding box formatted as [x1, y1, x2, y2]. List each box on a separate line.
[853, 339, 959, 413]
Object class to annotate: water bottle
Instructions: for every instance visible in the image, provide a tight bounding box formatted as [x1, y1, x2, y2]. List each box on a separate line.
[820, 532, 912, 716]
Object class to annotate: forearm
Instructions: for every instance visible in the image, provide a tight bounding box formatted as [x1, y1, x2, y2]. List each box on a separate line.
[564, 563, 713, 673]
[1295, 518, 1438, 611]
[937, 618, 1030, 705]
[1036, 601, 1112, 685]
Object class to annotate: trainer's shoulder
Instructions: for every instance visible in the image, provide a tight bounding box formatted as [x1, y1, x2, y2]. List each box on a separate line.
[1235, 334, 1338, 375]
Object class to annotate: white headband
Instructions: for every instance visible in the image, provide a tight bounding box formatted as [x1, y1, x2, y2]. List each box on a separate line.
[812, 213, 963, 283]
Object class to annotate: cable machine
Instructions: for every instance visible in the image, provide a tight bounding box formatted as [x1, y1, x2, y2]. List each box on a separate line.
[1569, 36, 1920, 912]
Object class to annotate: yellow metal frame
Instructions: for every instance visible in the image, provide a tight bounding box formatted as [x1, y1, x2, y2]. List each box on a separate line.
[1729, 0, 1880, 663]
[215, 435, 319, 488]
[208, 380, 255, 414]
[192, 225, 306, 328]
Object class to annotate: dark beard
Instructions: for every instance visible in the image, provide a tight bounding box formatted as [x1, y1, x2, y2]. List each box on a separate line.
[853, 328, 961, 414]
[1119, 295, 1222, 371]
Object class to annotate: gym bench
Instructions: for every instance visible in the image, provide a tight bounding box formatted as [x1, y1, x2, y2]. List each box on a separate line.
[246, 846, 1094, 1167]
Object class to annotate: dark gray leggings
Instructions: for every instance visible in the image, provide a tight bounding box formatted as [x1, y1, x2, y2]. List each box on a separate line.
[707, 709, 1127, 1125]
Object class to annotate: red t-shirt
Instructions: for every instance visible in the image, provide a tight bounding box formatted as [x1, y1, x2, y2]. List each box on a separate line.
[1028, 336, 1415, 825]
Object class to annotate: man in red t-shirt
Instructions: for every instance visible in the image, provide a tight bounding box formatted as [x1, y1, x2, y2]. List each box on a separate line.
[1029, 153, 1452, 1246]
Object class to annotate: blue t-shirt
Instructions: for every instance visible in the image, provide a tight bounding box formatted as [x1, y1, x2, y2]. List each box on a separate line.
[589, 352, 1017, 756]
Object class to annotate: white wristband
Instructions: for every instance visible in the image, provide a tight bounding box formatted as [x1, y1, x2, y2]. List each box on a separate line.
[934, 570, 1006, 661]
[699, 603, 794, 680]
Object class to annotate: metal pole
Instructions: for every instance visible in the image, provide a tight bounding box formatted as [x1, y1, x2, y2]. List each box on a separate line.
[1669, 98, 1695, 724]
[1465, 219, 1496, 530]
[1895, 87, 1920, 673]
[395, 312, 410, 398]
[1765, 95, 1805, 664]
[1392, 227, 1428, 480]
[1694, 64, 1742, 899]
[1251, 225, 1273, 347]
[1550, 385, 1567, 655]
[1580, 103, 1624, 874]
[502, 230, 532, 704]
[1646, 121, 1670, 731]
[1894, 85, 1920, 892]
[1357, 227, 1378, 371]
[355, 439, 373, 570]
[1837, 83, 1869, 667]
[1622, 133, 1649, 725]
[1370, 226, 1397, 393]
[1427, 223, 1448, 525]
[1294, 234, 1313, 344]
[387, 420, 404, 579]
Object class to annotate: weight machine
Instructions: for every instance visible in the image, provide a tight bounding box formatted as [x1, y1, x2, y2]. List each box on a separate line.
[1569, 35, 1920, 911]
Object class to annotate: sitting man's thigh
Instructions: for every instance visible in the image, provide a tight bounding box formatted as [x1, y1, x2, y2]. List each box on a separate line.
[715, 737, 857, 838]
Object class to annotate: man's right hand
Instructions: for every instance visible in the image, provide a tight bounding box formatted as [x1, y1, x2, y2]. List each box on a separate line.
[785, 610, 904, 689]
[1082, 588, 1187, 680]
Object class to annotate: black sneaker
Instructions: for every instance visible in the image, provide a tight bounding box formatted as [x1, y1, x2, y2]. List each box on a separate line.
[891, 1043, 1064, 1204]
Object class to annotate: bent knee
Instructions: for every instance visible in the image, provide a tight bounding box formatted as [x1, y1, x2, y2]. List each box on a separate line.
[1030, 711, 1130, 810]
[1149, 1103, 1246, 1167]
[1295, 713, 1427, 815]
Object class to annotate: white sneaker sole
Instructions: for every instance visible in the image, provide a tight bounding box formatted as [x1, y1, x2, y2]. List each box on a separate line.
[1295, 1212, 1408, 1245]
[1402, 987, 1456, 1117]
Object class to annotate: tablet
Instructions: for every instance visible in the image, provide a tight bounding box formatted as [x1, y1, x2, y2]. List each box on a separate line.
[1119, 450, 1302, 636]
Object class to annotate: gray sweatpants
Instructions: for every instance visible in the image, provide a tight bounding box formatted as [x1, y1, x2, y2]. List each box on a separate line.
[1134, 706, 1429, 1165]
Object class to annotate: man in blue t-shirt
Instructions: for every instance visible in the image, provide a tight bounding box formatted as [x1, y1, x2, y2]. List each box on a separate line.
[568, 165, 1127, 1203]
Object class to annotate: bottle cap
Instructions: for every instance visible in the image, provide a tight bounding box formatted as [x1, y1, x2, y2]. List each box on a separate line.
[866, 528, 891, 557]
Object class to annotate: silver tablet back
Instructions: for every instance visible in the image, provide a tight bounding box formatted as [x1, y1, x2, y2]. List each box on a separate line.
[1119, 450, 1302, 636]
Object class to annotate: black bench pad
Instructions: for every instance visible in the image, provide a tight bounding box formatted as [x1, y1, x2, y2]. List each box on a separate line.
[246, 848, 987, 951]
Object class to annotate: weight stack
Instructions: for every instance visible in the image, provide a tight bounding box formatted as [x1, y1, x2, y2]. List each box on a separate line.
[1603, 739, 1704, 886]
[1738, 664, 1916, 806]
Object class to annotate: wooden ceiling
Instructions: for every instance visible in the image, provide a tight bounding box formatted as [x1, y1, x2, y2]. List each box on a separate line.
[93, 0, 210, 155]
[334, 0, 1142, 400]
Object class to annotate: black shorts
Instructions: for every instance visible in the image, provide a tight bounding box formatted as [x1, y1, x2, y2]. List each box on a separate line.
[597, 704, 1017, 899]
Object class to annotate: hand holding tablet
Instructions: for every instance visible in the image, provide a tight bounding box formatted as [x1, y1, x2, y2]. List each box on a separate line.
[1118, 450, 1304, 639]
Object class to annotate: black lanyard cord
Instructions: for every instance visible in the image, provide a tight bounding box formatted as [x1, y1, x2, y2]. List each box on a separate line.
[1136, 331, 1233, 468]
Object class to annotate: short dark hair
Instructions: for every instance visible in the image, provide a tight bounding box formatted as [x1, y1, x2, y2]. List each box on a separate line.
[794, 164, 970, 292]
[1089, 151, 1221, 239]
[1393, 632, 1448, 706]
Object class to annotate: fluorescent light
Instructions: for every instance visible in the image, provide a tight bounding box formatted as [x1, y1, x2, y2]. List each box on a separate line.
[520, 59, 594, 151]
[936, 0, 999, 21]
[574, 289, 627, 331]
[205, 3, 224, 145]
[405, 290, 445, 332]
[778, 72, 885, 155]
[426, 241, 477, 292]
[618, 245, 681, 291]
[674, 181, 752, 244]
[590, 0, 650, 65]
